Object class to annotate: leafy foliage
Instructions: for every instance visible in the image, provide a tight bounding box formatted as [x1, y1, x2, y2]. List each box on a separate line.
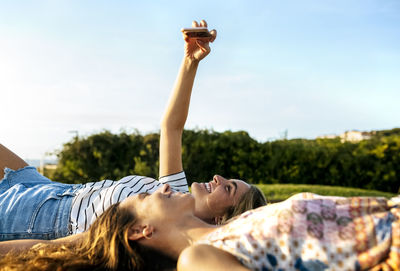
[52, 130, 159, 183]
[52, 128, 400, 193]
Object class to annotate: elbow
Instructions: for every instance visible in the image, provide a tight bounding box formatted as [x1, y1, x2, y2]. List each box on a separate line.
[160, 120, 184, 134]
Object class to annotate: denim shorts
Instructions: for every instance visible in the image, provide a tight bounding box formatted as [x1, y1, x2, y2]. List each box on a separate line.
[0, 167, 82, 241]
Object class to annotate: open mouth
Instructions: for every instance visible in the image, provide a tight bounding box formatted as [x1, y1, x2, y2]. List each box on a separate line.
[204, 182, 212, 193]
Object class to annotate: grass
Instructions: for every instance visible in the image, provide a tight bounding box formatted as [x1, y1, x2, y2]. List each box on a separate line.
[256, 183, 397, 202]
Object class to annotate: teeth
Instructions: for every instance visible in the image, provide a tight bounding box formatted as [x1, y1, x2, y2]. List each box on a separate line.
[205, 183, 211, 193]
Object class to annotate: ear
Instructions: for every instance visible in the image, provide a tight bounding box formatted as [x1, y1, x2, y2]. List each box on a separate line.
[127, 224, 155, 241]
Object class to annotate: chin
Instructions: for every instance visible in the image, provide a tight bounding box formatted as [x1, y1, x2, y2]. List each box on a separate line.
[190, 182, 200, 193]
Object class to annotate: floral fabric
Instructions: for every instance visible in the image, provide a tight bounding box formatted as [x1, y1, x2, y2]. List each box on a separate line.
[198, 193, 400, 271]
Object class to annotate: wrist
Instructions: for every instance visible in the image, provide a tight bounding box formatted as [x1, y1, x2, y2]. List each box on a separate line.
[183, 57, 200, 69]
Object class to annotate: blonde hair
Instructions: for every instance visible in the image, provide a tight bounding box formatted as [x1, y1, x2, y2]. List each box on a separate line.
[0, 202, 142, 271]
[220, 184, 267, 224]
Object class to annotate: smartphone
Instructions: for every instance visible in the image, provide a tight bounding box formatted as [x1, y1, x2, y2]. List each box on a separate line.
[181, 27, 212, 38]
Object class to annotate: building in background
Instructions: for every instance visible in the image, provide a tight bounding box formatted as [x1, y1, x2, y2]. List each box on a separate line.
[318, 130, 375, 143]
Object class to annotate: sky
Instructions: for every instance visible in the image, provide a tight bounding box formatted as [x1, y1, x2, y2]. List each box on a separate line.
[1, 0, 399, 160]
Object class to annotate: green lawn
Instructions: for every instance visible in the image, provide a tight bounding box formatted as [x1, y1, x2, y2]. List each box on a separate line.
[256, 183, 397, 203]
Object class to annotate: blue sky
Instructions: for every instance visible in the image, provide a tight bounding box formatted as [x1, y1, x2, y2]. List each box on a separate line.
[1, 0, 399, 160]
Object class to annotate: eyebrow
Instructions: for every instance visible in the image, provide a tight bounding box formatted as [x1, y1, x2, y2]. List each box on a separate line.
[232, 181, 238, 196]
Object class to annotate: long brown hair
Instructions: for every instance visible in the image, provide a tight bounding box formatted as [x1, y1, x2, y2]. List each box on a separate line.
[0, 202, 157, 271]
[219, 184, 267, 224]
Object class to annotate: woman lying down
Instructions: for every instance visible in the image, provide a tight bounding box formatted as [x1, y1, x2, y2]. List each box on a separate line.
[1, 183, 399, 270]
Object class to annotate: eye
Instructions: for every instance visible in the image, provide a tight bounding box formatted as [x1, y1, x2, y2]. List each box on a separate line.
[225, 185, 231, 193]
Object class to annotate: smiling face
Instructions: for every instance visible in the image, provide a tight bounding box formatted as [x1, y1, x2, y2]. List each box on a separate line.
[120, 175, 251, 226]
[190, 175, 251, 222]
[120, 184, 195, 225]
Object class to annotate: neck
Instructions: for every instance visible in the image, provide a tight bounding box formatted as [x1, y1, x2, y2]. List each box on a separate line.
[148, 214, 217, 259]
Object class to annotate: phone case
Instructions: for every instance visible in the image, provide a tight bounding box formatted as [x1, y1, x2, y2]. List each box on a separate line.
[181, 27, 211, 38]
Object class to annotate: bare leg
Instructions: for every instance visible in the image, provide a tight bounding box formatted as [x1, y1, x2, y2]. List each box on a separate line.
[0, 144, 28, 179]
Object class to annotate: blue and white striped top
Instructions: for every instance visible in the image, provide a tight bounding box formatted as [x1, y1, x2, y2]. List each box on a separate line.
[69, 171, 188, 233]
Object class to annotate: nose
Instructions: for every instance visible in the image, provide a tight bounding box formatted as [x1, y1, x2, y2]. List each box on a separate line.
[162, 184, 171, 193]
[213, 175, 226, 185]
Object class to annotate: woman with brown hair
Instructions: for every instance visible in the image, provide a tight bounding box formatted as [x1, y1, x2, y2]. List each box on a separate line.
[2, 183, 399, 270]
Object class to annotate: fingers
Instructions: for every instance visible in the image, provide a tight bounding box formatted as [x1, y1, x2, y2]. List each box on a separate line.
[192, 19, 208, 28]
[209, 29, 217, 43]
[200, 20, 207, 28]
[196, 40, 210, 53]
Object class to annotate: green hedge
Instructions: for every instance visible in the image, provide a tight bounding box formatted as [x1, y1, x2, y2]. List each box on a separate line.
[51, 128, 400, 193]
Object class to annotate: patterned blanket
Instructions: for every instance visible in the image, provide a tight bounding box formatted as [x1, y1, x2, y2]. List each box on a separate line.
[199, 193, 400, 270]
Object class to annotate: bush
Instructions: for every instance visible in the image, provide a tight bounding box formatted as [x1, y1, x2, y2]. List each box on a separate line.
[52, 128, 400, 193]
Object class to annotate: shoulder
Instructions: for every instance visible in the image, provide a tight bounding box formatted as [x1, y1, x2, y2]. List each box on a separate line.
[178, 245, 216, 271]
[178, 244, 248, 271]
[179, 244, 212, 262]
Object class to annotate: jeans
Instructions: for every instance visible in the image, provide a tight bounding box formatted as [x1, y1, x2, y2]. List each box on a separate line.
[0, 167, 81, 241]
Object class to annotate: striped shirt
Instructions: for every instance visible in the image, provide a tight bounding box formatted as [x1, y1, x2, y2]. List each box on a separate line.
[69, 171, 188, 234]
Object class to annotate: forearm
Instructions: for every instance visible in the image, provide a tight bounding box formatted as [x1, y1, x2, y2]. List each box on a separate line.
[0, 239, 51, 255]
[0, 233, 84, 256]
[161, 58, 199, 132]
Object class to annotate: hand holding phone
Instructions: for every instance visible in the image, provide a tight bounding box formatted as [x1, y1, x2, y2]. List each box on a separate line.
[182, 20, 216, 61]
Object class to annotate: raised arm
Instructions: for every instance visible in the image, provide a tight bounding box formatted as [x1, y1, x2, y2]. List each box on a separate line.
[159, 20, 216, 178]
